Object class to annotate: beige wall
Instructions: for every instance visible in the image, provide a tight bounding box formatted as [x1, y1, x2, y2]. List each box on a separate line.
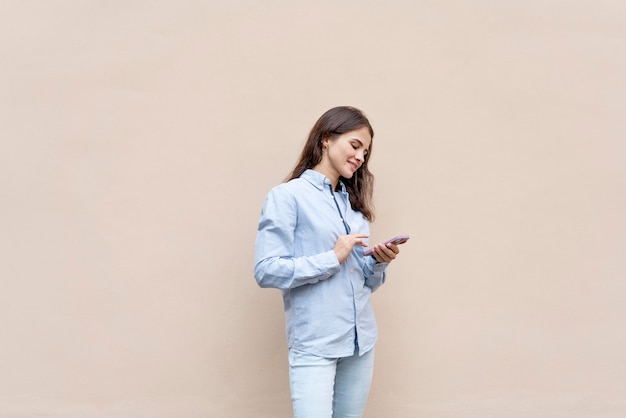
[1, 1, 625, 417]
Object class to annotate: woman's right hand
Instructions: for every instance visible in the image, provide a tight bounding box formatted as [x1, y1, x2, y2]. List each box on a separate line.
[333, 234, 369, 264]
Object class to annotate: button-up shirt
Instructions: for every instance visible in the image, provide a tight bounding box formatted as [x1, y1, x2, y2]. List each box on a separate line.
[254, 169, 388, 357]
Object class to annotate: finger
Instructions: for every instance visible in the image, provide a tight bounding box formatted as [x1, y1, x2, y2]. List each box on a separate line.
[379, 245, 396, 260]
[372, 249, 385, 263]
[352, 236, 368, 247]
[373, 246, 391, 263]
[386, 243, 400, 254]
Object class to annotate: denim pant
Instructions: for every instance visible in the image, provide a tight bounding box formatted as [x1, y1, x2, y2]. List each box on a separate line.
[288, 346, 375, 418]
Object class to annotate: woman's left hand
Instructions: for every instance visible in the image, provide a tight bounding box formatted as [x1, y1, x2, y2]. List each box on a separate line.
[371, 243, 400, 263]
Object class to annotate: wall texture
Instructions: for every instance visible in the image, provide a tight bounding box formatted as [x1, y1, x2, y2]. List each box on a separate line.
[1, 1, 625, 417]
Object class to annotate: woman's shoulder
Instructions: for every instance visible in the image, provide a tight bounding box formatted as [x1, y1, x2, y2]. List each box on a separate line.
[270, 177, 309, 193]
[264, 178, 303, 200]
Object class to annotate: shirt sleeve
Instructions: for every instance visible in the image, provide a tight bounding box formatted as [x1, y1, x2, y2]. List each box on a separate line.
[362, 256, 387, 292]
[254, 186, 341, 290]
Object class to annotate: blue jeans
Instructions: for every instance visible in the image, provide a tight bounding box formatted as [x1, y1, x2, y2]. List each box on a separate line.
[288, 346, 375, 418]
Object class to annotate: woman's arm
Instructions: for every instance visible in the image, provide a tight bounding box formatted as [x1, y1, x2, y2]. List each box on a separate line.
[254, 186, 340, 290]
[362, 243, 400, 291]
[362, 256, 387, 292]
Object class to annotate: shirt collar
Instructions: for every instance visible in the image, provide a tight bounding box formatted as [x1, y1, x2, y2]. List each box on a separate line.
[301, 169, 346, 192]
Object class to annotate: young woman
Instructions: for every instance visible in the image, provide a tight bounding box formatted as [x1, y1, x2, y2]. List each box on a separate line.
[254, 106, 401, 418]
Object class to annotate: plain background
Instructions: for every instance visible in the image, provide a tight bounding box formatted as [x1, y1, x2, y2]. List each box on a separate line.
[1, 1, 625, 417]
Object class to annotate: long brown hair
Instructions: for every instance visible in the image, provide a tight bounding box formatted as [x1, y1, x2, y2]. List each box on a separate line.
[287, 106, 375, 221]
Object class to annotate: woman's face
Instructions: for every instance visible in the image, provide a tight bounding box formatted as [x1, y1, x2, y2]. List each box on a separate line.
[319, 126, 372, 182]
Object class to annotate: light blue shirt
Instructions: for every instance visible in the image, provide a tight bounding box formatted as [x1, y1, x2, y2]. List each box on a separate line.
[254, 169, 388, 357]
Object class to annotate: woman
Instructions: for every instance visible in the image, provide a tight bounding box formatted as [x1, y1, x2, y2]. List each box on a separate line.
[254, 106, 401, 418]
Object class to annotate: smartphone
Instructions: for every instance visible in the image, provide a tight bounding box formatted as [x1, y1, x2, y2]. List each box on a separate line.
[363, 234, 410, 256]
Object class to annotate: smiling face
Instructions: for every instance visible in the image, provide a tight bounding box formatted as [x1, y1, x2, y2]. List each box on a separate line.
[314, 126, 372, 188]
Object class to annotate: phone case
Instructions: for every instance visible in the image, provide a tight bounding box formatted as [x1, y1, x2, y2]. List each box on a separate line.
[363, 234, 409, 256]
